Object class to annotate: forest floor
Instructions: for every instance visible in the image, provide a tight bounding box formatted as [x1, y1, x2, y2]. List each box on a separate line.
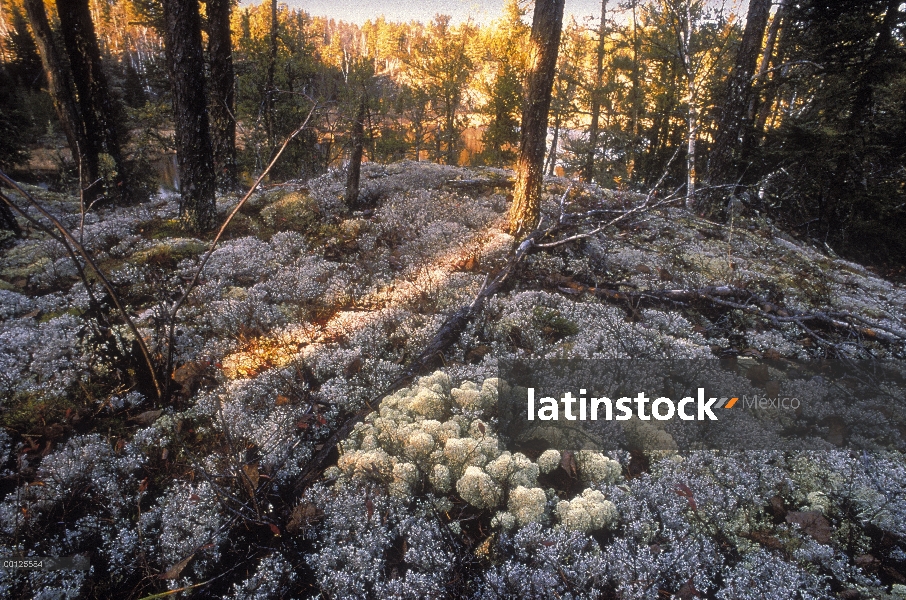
[1, 161, 906, 598]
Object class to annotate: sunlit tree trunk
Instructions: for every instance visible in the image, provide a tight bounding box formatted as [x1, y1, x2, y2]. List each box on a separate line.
[22, 0, 94, 189]
[207, 0, 238, 191]
[686, 85, 697, 206]
[584, 0, 607, 182]
[507, 0, 565, 235]
[55, 0, 127, 199]
[546, 109, 561, 176]
[162, 0, 216, 232]
[754, 0, 793, 136]
[627, 0, 641, 180]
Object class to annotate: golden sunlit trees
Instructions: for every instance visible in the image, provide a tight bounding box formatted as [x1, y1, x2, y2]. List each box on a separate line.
[476, 0, 529, 167]
[404, 15, 475, 165]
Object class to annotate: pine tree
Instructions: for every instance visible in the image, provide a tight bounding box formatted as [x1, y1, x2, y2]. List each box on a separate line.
[22, 0, 94, 189]
[704, 0, 771, 213]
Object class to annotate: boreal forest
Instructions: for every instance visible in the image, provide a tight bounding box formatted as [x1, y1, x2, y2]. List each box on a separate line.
[1, 0, 906, 598]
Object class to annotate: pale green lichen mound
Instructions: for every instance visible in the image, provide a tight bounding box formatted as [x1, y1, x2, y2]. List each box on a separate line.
[334, 371, 623, 529]
[575, 450, 622, 484]
[508, 486, 548, 527]
[556, 489, 618, 532]
[537, 449, 562, 474]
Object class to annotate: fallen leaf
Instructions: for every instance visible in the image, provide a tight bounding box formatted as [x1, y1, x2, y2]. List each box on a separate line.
[560, 451, 577, 478]
[159, 554, 194, 580]
[287, 502, 322, 533]
[786, 510, 832, 544]
[130, 409, 163, 426]
[242, 463, 259, 497]
[275, 394, 291, 406]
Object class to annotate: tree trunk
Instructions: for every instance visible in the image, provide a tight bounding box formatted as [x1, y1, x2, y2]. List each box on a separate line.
[705, 0, 771, 205]
[845, 0, 900, 132]
[682, 2, 697, 207]
[161, 0, 216, 232]
[22, 0, 94, 189]
[345, 95, 367, 207]
[546, 109, 561, 176]
[628, 0, 641, 180]
[207, 0, 238, 191]
[749, 0, 788, 122]
[265, 0, 278, 152]
[584, 0, 607, 183]
[754, 0, 793, 136]
[507, 0, 565, 235]
[55, 0, 127, 199]
[686, 86, 697, 206]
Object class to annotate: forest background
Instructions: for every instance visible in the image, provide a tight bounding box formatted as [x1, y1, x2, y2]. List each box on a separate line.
[1, 0, 906, 266]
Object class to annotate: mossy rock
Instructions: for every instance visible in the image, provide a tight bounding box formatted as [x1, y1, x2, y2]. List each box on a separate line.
[260, 191, 320, 232]
[130, 239, 206, 269]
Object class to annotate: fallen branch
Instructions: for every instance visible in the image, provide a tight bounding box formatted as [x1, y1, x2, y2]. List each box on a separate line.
[550, 280, 904, 347]
[444, 177, 515, 191]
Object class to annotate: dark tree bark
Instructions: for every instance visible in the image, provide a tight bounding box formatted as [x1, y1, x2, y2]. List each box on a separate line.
[265, 0, 278, 151]
[345, 95, 367, 207]
[705, 0, 772, 205]
[207, 0, 238, 191]
[161, 0, 216, 232]
[507, 0, 565, 235]
[583, 0, 607, 183]
[845, 0, 900, 132]
[22, 0, 95, 190]
[55, 0, 128, 199]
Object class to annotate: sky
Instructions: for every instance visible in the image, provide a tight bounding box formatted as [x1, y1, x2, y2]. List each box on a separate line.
[280, 1, 612, 26]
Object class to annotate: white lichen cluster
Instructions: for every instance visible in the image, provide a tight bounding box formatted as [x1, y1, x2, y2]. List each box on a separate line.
[333, 371, 620, 532]
[555, 489, 619, 533]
